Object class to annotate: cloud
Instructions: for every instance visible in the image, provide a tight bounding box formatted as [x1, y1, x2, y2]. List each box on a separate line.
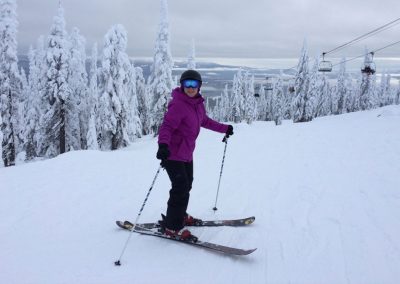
[16, 0, 400, 59]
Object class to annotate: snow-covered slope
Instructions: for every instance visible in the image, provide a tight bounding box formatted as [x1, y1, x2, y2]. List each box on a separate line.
[1, 106, 400, 284]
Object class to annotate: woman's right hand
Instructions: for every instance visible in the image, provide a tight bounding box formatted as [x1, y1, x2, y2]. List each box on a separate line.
[156, 143, 170, 161]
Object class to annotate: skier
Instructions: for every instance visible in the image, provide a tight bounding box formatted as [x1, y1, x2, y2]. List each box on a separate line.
[156, 69, 234, 240]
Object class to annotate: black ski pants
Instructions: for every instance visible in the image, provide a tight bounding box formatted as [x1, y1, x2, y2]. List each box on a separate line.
[164, 160, 193, 230]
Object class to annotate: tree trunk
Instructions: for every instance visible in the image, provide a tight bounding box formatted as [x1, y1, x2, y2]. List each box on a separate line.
[60, 101, 66, 154]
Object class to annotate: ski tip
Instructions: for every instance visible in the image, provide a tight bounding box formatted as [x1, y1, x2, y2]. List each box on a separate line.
[241, 248, 257, 255]
[244, 216, 255, 225]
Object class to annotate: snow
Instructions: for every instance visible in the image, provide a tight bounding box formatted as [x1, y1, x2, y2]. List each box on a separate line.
[1, 105, 400, 284]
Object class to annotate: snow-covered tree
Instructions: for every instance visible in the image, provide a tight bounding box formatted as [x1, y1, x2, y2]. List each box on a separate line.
[86, 43, 99, 150]
[148, 0, 174, 134]
[135, 67, 151, 135]
[39, 4, 80, 158]
[271, 76, 284, 125]
[243, 73, 257, 124]
[86, 113, 98, 150]
[359, 50, 376, 110]
[126, 63, 142, 140]
[0, 0, 23, 166]
[395, 80, 400, 105]
[385, 74, 393, 105]
[314, 73, 330, 117]
[343, 75, 355, 113]
[230, 69, 245, 122]
[378, 72, 392, 107]
[335, 58, 348, 114]
[98, 24, 133, 150]
[292, 41, 310, 123]
[69, 27, 88, 149]
[283, 80, 294, 119]
[304, 57, 320, 120]
[218, 84, 230, 122]
[23, 38, 47, 160]
[187, 39, 196, 70]
[256, 83, 267, 121]
[0, 113, 3, 167]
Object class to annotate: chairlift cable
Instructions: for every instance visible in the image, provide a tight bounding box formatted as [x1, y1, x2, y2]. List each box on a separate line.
[331, 39, 400, 68]
[283, 17, 400, 72]
[325, 17, 400, 56]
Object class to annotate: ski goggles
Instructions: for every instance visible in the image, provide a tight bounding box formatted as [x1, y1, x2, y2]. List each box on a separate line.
[182, 79, 201, 89]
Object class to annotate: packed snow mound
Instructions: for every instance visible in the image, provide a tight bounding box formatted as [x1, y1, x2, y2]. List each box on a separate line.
[1, 105, 400, 284]
[376, 105, 400, 117]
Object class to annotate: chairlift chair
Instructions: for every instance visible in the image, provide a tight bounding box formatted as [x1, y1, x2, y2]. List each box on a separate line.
[264, 76, 273, 91]
[319, 52, 333, 72]
[361, 52, 376, 75]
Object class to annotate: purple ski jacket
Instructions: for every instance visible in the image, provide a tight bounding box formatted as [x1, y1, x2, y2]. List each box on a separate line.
[158, 87, 229, 162]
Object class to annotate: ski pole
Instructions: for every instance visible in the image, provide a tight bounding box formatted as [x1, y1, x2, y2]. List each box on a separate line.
[115, 164, 162, 266]
[213, 135, 229, 212]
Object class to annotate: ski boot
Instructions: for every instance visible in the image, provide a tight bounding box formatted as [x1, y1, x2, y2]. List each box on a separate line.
[184, 213, 203, 226]
[158, 214, 198, 242]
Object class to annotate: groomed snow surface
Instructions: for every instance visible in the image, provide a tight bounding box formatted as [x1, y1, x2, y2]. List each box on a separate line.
[1, 106, 400, 284]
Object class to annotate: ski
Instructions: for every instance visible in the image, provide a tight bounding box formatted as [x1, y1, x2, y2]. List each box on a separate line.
[116, 221, 256, 256]
[118, 216, 255, 230]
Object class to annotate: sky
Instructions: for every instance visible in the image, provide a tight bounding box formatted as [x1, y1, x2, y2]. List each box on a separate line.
[15, 0, 400, 62]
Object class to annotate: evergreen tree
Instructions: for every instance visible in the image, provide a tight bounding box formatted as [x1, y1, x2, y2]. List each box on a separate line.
[98, 24, 133, 150]
[256, 83, 267, 121]
[39, 4, 78, 158]
[0, 0, 23, 166]
[378, 72, 392, 106]
[315, 74, 329, 117]
[187, 39, 196, 70]
[283, 79, 294, 119]
[21, 47, 37, 159]
[219, 84, 230, 122]
[86, 43, 99, 150]
[0, 113, 3, 167]
[243, 73, 257, 124]
[264, 84, 273, 121]
[343, 74, 355, 113]
[378, 72, 386, 107]
[148, 0, 173, 134]
[385, 74, 393, 105]
[359, 50, 376, 110]
[305, 58, 319, 120]
[395, 80, 400, 105]
[69, 27, 88, 149]
[135, 66, 151, 135]
[230, 69, 244, 122]
[23, 38, 46, 160]
[292, 41, 310, 122]
[126, 63, 142, 140]
[272, 76, 284, 125]
[336, 58, 348, 114]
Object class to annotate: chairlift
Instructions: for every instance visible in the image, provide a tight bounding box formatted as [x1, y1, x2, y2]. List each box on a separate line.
[361, 52, 376, 75]
[318, 52, 333, 72]
[264, 76, 273, 91]
[285, 77, 295, 93]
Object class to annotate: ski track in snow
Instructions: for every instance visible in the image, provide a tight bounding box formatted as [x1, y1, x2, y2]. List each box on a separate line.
[1, 106, 400, 284]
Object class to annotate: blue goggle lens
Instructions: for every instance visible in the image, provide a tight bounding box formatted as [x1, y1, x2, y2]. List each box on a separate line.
[183, 79, 200, 88]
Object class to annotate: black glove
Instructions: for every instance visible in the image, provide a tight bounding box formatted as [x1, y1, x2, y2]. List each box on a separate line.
[225, 125, 234, 138]
[156, 143, 170, 161]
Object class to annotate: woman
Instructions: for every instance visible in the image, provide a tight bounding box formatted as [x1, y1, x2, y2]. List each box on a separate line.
[156, 69, 233, 240]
